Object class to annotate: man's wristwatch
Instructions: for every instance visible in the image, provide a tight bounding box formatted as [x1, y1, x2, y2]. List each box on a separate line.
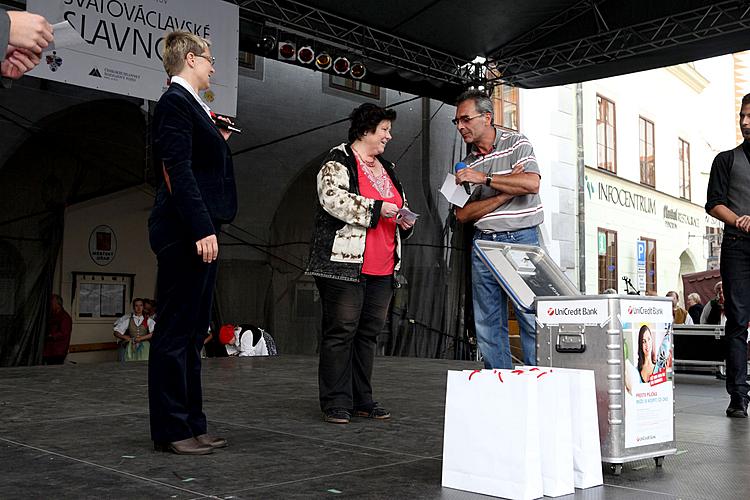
[485, 175, 492, 187]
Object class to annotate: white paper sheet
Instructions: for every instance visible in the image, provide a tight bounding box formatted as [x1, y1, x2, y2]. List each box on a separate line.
[46, 21, 85, 51]
[396, 207, 419, 224]
[439, 173, 472, 207]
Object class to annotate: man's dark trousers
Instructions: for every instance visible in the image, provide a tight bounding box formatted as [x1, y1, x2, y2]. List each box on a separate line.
[148, 238, 217, 444]
[720, 234, 750, 407]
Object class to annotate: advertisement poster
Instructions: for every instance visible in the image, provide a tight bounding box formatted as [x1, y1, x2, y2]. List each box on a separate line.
[622, 319, 674, 448]
[27, 0, 239, 115]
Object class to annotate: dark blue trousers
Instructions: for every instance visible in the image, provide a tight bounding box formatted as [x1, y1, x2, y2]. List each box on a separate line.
[148, 238, 217, 444]
[720, 234, 750, 406]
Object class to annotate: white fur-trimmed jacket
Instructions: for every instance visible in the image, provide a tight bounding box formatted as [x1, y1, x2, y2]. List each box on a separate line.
[306, 143, 412, 282]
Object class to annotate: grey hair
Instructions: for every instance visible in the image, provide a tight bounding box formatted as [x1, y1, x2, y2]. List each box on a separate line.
[455, 89, 494, 122]
[687, 292, 701, 303]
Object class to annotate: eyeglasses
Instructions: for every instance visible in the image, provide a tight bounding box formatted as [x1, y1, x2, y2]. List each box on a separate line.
[451, 113, 485, 126]
[194, 54, 216, 66]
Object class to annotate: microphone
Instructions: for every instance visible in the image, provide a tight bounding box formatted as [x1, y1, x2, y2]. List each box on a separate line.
[210, 111, 242, 134]
[454, 162, 471, 195]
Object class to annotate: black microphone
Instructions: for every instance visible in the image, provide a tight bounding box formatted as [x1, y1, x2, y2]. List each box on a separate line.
[210, 111, 242, 134]
[454, 161, 471, 194]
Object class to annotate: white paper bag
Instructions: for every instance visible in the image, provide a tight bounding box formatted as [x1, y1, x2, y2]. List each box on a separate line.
[551, 367, 603, 489]
[442, 369, 543, 500]
[518, 368, 575, 497]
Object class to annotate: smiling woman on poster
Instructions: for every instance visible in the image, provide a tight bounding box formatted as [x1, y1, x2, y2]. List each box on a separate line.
[637, 324, 656, 383]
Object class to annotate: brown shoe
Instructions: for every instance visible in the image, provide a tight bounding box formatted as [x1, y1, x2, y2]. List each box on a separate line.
[154, 437, 213, 455]
[195, 434, 228, 448]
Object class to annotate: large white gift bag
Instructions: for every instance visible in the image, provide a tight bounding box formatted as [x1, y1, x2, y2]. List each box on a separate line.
[442, 369, 543, 500]
[517, 368, 575, 497]
[550, 367, 603, 489]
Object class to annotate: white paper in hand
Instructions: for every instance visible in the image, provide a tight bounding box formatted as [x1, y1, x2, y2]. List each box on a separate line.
[396, 207, 419, 224]
[46, 21, 85, 51]
[440, 173, 472, 208]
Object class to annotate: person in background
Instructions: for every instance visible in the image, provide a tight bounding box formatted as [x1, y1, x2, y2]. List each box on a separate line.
[143, 299, 157, 323]
[700, 282, 726, 326]
[43, 294, 72, 365]
[218, 324, 278, 357]
[666, 291, 692, 325]
[686, 292, 704, 325]
[113, 298, 155, 362]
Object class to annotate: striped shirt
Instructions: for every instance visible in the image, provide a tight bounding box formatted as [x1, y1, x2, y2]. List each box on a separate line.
[463, 129, 544, 233]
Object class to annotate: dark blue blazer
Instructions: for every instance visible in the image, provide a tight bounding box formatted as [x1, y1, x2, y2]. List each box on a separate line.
[149, 83, 237, 253]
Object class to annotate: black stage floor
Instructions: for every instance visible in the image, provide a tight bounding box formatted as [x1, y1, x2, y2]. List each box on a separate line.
[0, 355, 748, 499]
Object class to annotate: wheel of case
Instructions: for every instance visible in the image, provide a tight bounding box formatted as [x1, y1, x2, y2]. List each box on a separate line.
[611, 463, 622, 476]
[654, 456, 664, 467]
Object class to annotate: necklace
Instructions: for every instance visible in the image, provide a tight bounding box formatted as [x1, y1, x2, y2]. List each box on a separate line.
[352, 147, 376, 168]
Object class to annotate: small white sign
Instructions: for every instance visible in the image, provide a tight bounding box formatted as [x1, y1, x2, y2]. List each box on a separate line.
[536, 299, 609, 325]
[88, 225, 117, 266]
[620, 299, 672, 323]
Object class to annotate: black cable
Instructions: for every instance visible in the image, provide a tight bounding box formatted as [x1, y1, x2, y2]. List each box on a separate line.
[230, 95, 421, 158]
[394, 101, 445, 164]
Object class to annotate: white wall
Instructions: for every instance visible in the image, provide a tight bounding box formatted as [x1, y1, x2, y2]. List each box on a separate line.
[575, 55, 736, 297]
[57, 187, 156, 362]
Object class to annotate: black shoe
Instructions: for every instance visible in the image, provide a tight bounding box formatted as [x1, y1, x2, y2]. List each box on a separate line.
[726, 400, 748, 418]
[354, 402, 391, 420]
[323, 407, 351, 424]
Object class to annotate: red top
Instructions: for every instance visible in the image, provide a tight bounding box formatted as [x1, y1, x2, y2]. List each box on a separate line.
[44, 309, 73, 358]
[357, 158, 403, 276]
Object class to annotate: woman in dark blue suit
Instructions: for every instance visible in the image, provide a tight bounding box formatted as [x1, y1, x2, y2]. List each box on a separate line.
[148, 31, 237, 455]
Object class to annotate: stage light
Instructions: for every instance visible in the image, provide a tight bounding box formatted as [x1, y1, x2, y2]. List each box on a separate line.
[259, 36, 276, 55]
[297, 46, 315, 64]
[333, 56, 350, 75]
[350, 61, 366, 79]
[315, 53, 332, 70]
[278, 40, 296, 61]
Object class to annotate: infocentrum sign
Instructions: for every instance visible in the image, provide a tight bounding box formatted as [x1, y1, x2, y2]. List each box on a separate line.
[585, 175, 657, 215]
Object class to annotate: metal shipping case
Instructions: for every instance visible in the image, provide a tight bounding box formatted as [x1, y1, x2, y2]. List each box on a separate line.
[474, 241, 677, 474]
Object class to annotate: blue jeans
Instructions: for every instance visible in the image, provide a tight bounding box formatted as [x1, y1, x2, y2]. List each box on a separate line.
[720, 234, 750, 406]
[472, 227, 539, 369]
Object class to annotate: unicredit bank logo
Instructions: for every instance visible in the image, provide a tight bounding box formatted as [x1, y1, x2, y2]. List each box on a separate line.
[547, 306, 599, 316]
[627, 305, 664, 315]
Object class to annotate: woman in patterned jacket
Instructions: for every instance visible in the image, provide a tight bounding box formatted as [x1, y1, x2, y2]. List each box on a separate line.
[307, 103, 415, 424]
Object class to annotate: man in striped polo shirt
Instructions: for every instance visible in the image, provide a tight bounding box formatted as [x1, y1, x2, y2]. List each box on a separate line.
[454, 90, 543, 369]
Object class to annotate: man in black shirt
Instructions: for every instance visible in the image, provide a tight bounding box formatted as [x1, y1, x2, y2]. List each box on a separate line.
[705, 93, 750, 418]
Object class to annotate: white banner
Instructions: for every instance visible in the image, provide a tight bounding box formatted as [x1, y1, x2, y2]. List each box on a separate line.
[621, 321, 674, 448]
[27, 0, 239, 116]
[620, 299, 673, 323]
[536, 299, 609, 325]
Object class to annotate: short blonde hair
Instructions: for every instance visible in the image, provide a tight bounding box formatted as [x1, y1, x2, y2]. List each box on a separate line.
[162, 31, 210, 77]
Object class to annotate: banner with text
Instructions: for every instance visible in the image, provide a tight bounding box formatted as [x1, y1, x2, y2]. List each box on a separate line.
[622, 321, 674, 448]
[28, 0, 239, 116]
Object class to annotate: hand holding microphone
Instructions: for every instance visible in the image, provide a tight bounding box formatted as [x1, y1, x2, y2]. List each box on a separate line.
[210, 111, 242, 134]
[454, 162, 472, 195]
